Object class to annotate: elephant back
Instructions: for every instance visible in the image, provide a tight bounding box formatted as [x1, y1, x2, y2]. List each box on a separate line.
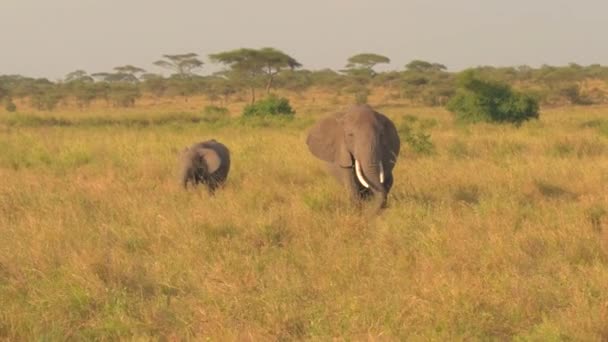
[196, 140, 231, 178]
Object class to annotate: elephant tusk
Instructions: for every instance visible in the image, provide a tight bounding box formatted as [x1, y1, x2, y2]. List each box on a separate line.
[355, 159, 370, 188]
[379, 162, 385, 184]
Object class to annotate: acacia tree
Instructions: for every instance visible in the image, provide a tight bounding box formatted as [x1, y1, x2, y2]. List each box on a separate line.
[91, 65, 146, 83]
[401, 60, 453, 105]
[345, 53, 390, 77]
[153, 53, 204, 78]
[0, 83, 14, 112]
[113, 65, 146, 83]
[209, 47, 301, 103]
[63, 71, 97, 109]
[405, 60, 447, 73]
[341, 53, 390, 104]
[141, 73, 167, 100]
[89, 66, 145, 107]
[64, 70, 94, 83]
[258, 47, 302, 93]
[0, 83, 7, 101]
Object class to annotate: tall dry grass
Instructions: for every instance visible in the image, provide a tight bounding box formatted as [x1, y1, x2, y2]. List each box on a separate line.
[1, 100, 608, 339]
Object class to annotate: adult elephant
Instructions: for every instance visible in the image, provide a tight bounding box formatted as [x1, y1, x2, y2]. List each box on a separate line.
[306, 104, 400, 210]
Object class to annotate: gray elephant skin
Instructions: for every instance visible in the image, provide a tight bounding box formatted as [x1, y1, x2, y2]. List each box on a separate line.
[306, 105, 400, 210]
[180, 139, 231, 193]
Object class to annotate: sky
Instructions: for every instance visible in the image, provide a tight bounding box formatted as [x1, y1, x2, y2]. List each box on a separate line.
[1, 0, 606, 80]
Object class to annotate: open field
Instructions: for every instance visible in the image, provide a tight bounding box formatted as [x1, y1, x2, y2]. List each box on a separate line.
[1, 100, 608, 339]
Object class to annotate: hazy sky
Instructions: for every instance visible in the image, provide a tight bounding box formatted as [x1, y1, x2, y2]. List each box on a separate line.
[1, 0, 606, 80]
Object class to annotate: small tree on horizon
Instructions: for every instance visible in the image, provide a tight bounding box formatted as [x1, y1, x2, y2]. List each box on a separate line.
[113, 65, 146, 83]
[209, 47, 301, 103]
[342, 53, 389, 104]
[153, 53, 204, 78]
[401, 60, 453, 106]
[64, 70, 94, 83]
[405, 60, 447, 73]
[345, 53, 390, 77]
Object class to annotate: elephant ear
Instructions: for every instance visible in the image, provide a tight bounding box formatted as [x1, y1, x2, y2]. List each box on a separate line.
[376, 112, 401, 168]
[306, 114, 352, 167]
[199, 148, 222, 174]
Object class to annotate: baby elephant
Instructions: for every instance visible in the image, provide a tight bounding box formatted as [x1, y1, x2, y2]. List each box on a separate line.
[180, 139, 231, 193]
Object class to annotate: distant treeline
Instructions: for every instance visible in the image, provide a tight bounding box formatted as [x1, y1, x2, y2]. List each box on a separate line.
[1, 48, 607, 111]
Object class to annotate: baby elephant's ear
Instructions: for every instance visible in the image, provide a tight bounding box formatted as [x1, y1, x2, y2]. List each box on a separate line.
[306, 115, 345, 163]
[200, 148, 222, 174]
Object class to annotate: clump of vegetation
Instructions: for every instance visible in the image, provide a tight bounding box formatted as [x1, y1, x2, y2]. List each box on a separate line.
[343, 84, 370, 104]
[108, 84, 141, 107]
[4, 98, 16, 112]
[558, 84, 592, 105]
[202, 105, 229, 122]
[446, 70, 539, 125]
[30, 89, 64, 111]
[399, 114, 436, 156]
[448, 139, 474, 159]
[452, 184, 481, 205]
[534, 180, 577, 199]
[242, 95, 295, 117]
[548, 138, 606, 158]
[586, 204, 607, 233]
[353, 89, 370, 105]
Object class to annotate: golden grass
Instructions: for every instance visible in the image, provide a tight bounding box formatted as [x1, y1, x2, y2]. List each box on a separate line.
[1, 98, 608, 339]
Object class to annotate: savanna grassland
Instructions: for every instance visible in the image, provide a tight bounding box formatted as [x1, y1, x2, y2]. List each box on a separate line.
[1, 94, 608, 340]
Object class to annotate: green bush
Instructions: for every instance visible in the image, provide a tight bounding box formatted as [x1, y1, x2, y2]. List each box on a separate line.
[242, 95, 295, 117]
[72, 84, 98, 109]
[558, 83, 592, 105]
[344, 84, 370, 104]
[31, 91, 63, 111]
[446, 70, 539, 125]
[399, 115, 436, 156]
[5, 98, 16, 112]
[108, 85, 141, 108]
[202, 105, 229, 122]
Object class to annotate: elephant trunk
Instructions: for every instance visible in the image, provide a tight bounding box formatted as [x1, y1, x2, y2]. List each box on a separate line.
[363, 161, 387, 209]
[180, 149, 208, 189]
[356, 148, 387, 209]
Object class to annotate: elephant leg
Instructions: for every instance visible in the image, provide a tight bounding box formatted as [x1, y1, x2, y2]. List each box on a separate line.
[194, 169, 206, 187]
[205, 174, 225, 196]
[335, 165, 374, 201]
[327, 163, 363, 204]
[200, 175, 213, 195]
[383, 172, 394, 194]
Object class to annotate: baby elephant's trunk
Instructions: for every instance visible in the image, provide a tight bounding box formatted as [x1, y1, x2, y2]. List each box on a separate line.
[181, 149, 208, 189]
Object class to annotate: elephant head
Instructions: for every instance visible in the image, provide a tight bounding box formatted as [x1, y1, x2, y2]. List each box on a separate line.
[306, 105, 400, 209]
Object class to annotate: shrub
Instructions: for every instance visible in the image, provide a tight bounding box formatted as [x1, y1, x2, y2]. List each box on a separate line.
[354, 91, 369, 105]
[108, 85, 141, 108]
[5, 98, 16, 112]
[403, 130, 435, 156]
[31, 91, 63, 111]
[399, 115, 436, 156]
[558, 83, 592, 105]
[446, 70, 539, 125]
[448, 139, 473, 159]
[242, 95, 295, 117]
[586, 204, 606, 233]
[344, 84, 370, 104]
[202, 105, 229, 122]
[72, 84, 98, 109]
